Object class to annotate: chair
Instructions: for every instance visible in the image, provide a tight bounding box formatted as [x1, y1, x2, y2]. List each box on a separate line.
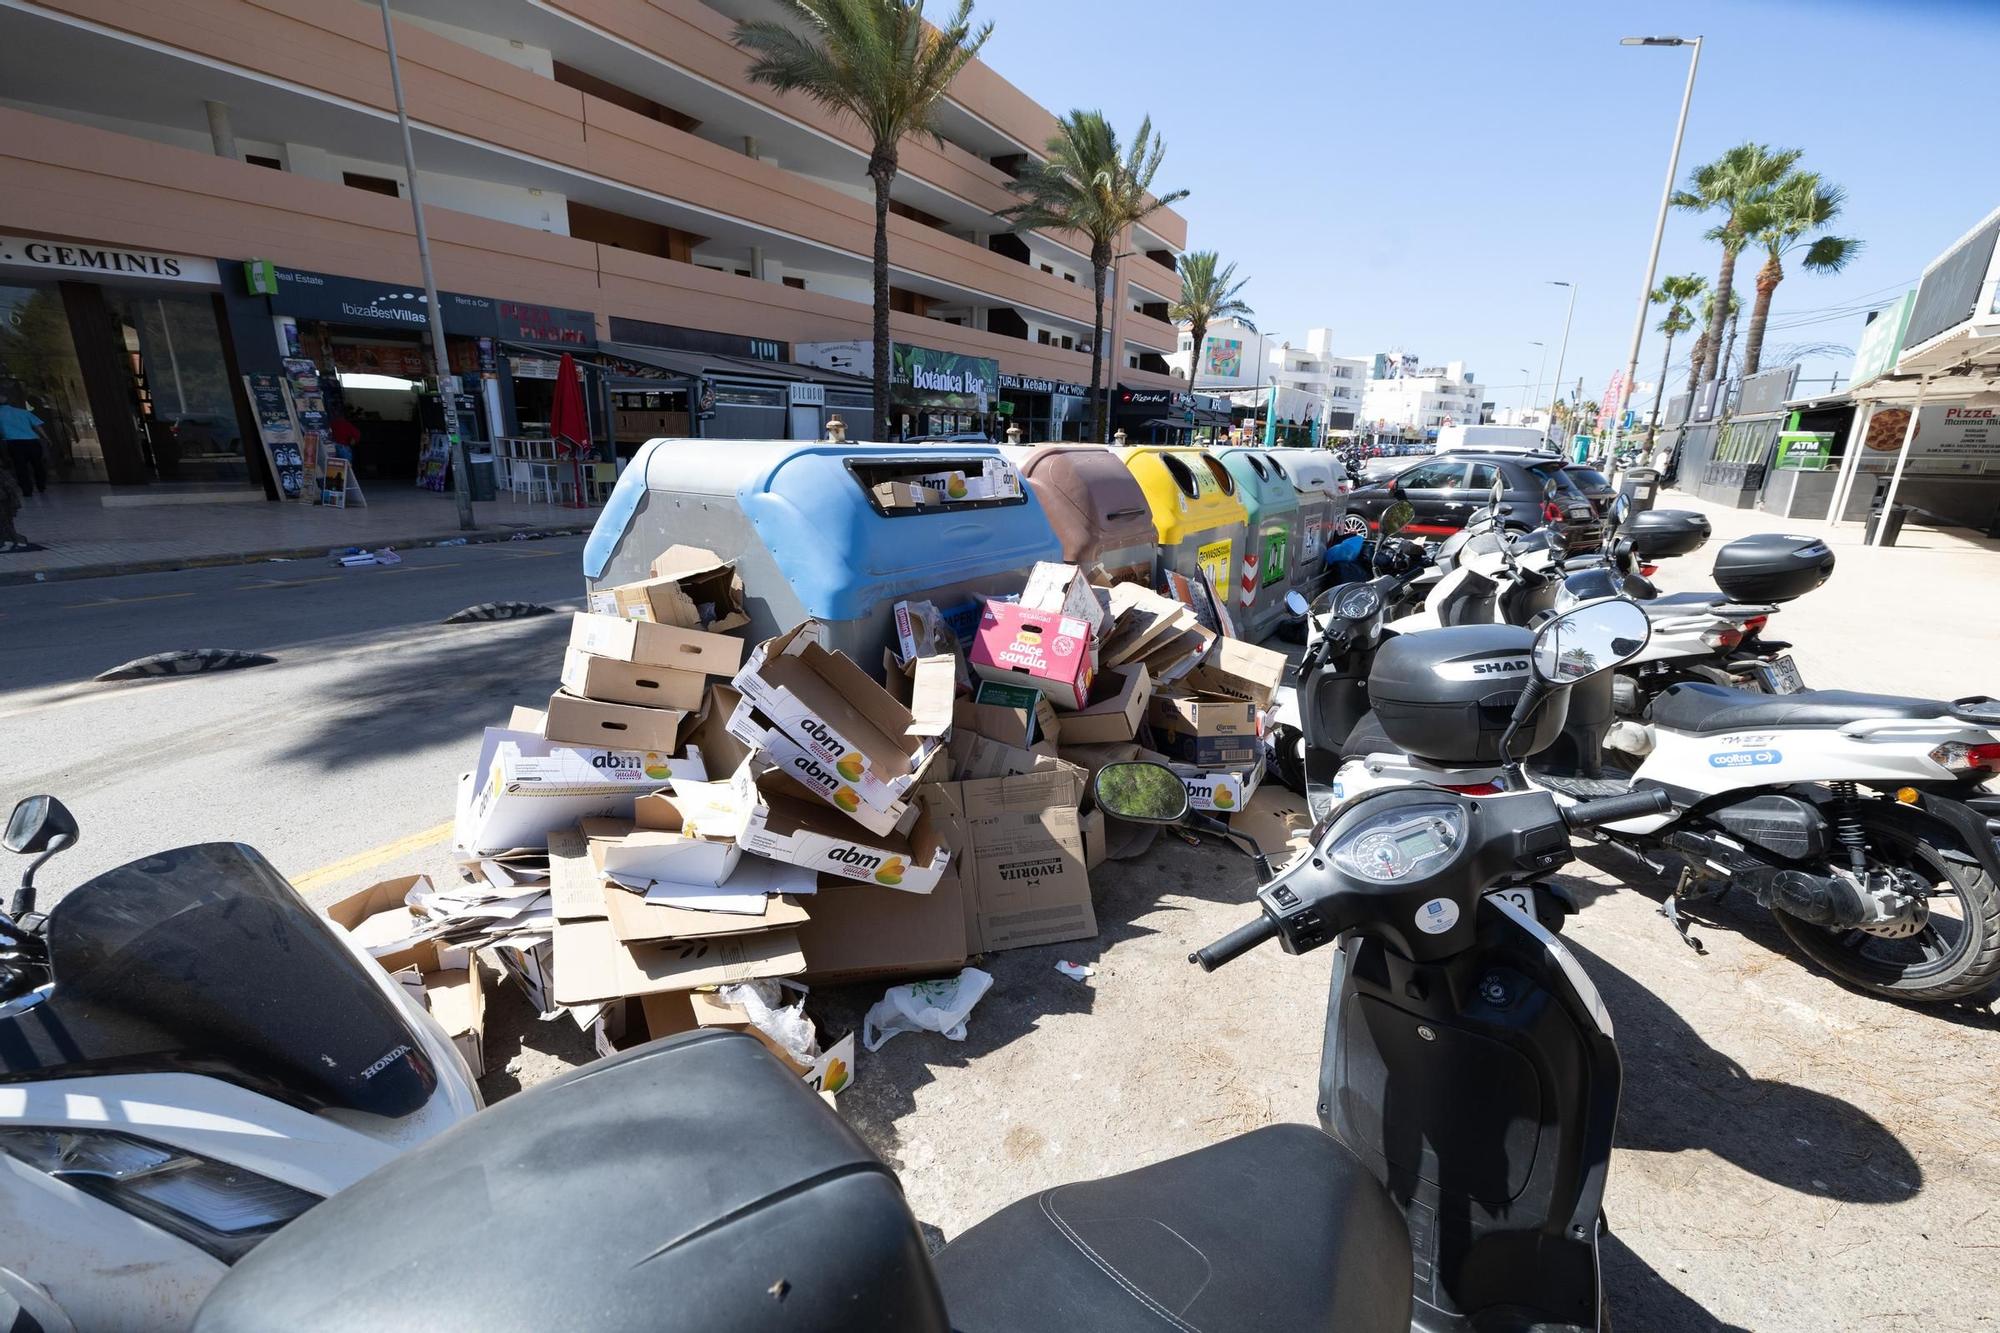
[584, 462, 617, 504]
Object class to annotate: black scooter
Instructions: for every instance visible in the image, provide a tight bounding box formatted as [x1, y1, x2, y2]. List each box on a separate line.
[191, 604, 1668, 1333]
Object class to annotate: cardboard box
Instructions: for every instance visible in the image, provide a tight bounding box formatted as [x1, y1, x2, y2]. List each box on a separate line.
[551, 918, 806, 1006]
[732, 622, 949, 810]
[325, 878, 485, 1078]
[796, 869, 970, 985]
[415, 958, 485, 1080]
[685, 990, 813, 1076]
[872, 479, 941, 509]
[953, 681, 1060, 751]
[604, 882, 811, 946]
[895, 457, 1020, 503]
[591, 992, 698, 1056]
[544, 690, 688, 754]
[733, 767, 950, 893]
[599, 828, 742, 889]
[1057, 665, 1152, 745]
[1020, 560, 1107, 635]
[323, 875, 439, 975]
[458, 740, 705, 855]
[1101, 583, 1195, 665]
[948, 764, 1094, 953]
[684, 683, 753, 778]
[1186, 638, 1288, 710]
[970, 602, 1097, 710]
[1149, 692, 1263, 768]
[561, 648, 706, 713]
[1081, 806, 1107, 871]
[1174, 759, 1264, 814]
[570, 612, 743, 679]
[595, 547, 750, 632]
[726, 698, 913, 837]
[948, 730, 1066, 782]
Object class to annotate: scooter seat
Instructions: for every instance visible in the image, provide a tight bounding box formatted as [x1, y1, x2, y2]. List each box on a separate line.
[935, 1123, 1410, 1333]
[1646, 589, 1727, 607]
[1651, 681, 1950, 735]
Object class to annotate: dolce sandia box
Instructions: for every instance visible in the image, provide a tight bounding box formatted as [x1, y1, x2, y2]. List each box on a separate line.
[969, 603, 1097, 710]
[731, 621, 950, 811]
[724, 763, 949, 894]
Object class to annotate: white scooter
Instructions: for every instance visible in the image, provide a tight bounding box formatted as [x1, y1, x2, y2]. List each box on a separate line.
[0, 796, 481, 1332]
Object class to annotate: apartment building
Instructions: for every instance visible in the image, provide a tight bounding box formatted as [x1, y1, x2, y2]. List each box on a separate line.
[0, 0, 1187, 498]
[1361, 357, 1487, 438]
[1168, 321, 1367, 432]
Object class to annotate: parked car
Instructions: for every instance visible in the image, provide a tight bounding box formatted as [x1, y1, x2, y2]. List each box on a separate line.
[1342, 450, 1603, 547]
[1563, 462, 1616, 514]
[1358, 455, 1409, 483]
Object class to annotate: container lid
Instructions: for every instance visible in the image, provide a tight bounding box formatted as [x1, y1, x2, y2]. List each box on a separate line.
[1113, 446, 1250, 542]
[1018, 444, 1157, 546]
[1369, 623, 1536, 699]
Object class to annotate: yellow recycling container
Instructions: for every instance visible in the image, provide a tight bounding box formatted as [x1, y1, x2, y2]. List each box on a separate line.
[1111, 446, 1251, 605]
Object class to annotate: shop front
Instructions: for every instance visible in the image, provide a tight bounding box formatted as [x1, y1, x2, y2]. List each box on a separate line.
[607, 319, 872, 445]
[795, 339, 993, 440]
[1112, 386, 1196, 444]
[0, 233, 252, 489]
[998, 371, 1091, 443]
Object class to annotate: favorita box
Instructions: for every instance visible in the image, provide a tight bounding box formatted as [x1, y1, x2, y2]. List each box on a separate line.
[732, 765, 949, 893]
[560, 647, 706, 712]
[731, 621, 950, 810]
[942, 763, 1095, 953]
[570, 611, 743, 678]
[969, 603, 1097, 710]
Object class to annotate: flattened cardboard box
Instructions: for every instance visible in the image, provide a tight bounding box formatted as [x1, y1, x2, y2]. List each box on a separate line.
[1185, 637, 1288, 709]
[552, 918, 806, 1006]
[592, 546, 749, 632]
[725, 697, 923, 837]
[544, 689, 688, 754]
[1019, 560, 1107, 635]
[952, 764, 1093, 953]
[570, 611, 743, 678]
[324, 878, 485, 1078]
[796, 869, 969, 986]
[731, 763, 950, 893]
[561, 647, 706, 712]
[731, 621, 949, 810]
[1055, 664, 1152, 745]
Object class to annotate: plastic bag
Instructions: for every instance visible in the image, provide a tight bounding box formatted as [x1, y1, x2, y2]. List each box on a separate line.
[719, 979, 819, 1068]
[862, 968, 993, 1052]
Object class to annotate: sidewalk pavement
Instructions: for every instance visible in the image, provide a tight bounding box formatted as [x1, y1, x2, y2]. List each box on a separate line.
[1648, 483, 2000, 700]
[0, 484, 604, 585]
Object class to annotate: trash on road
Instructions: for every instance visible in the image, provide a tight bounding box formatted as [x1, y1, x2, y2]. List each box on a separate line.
[862, 967, 994, 1050]
[1055, 961, 1095, 982]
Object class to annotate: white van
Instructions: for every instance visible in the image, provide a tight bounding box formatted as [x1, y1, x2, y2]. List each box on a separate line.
[1435, 424, 1556, 454]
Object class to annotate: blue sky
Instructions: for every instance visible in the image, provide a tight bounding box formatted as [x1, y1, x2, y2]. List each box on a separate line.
[978, 0, 2000, 415]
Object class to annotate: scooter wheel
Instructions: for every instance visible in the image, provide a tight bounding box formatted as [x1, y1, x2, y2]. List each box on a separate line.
[1271, 725, 1308, 795]
[1775, 806, 2000, 1004]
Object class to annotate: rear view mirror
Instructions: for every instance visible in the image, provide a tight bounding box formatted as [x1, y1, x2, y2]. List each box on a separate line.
[1093, 762, 1189, 825]
[1610, 494, 1631, 527]
[1489, 478, 1505, 506]
[1284, 590, 1310, 616]
[1531, 598, 1652, 684]
[1379, 500, 1415, 538]
[5, 796, 77, 856]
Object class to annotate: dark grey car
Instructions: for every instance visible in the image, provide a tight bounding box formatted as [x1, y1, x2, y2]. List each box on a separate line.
[1343, 451, 1604, 547]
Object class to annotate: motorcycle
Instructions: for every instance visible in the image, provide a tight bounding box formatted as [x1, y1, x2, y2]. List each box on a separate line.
[0, 797, 481, 1332]
[188, 600, 1670, 1333]
[1333, 589, 2000, 1004]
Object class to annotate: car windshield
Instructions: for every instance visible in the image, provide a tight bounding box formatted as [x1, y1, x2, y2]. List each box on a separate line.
[1569, 468, 1610, 489]
[0, 843, 437, 1117]
[1533, 463, 1588, 499]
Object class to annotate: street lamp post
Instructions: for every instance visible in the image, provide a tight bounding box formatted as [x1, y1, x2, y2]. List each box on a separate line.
[1613, 34, 1702, 460]
[1518, 370, 1532, 414]
[378, 0, 473, 531]
[1547, 280, 1576, 417]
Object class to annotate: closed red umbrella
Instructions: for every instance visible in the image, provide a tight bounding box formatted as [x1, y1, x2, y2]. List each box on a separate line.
[549, 352, 590, 508]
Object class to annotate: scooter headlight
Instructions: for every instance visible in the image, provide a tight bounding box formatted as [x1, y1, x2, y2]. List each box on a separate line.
[0, 1128, 321, 1261]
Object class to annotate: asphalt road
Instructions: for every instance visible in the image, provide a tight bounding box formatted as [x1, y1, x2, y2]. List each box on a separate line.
[0, 537, 588, 906]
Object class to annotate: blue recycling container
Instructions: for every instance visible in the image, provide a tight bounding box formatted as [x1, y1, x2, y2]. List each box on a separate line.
[1216, 448, 1303, 642]
[585, 438, 1062, 662]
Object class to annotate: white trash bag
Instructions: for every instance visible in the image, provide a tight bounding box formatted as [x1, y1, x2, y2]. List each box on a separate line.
[719, 979, 819, 1068]
[862, 968, 993, 1052]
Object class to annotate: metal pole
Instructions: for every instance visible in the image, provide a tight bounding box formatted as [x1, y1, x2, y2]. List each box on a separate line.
[1824, 399, 1875, 524]
[1871, 383, 1926, 546]
[1530, 343, 1548, 417]
[1549, 281, 1576, 415]
[1614, 36, 1702, 459]
[379, 0, 474, 530]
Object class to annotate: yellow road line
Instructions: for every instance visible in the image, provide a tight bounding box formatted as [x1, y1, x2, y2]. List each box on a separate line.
[290, 819, 454, 893]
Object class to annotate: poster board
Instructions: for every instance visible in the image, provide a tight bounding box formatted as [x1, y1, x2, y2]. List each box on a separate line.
[416, 431, 451, 492]
[244, 372, 312, 502]
[280, 358, 332, 497]
[319, 456, 367, 508]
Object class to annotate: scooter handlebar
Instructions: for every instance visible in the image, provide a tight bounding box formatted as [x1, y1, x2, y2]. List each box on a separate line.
[1561, 788, 1672, 831]
[1190, 913, 1280, 972]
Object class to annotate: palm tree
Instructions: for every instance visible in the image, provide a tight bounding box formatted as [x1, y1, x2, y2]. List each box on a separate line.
[1170, 251, 1254, 394]
[1005, 111, 1188, 441]
[732, 0, 990, 440]
[1671, 142, 1800, 388]
[1741, 171, 1861, 376]
[1645, 273, 1706, 441]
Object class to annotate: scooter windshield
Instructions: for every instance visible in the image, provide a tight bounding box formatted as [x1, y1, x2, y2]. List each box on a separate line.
[0, 843, 436, 1118]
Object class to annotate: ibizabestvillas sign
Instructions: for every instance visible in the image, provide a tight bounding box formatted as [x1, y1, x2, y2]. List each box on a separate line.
[894, 344, 996, 411]
[256, 264, 593, 346]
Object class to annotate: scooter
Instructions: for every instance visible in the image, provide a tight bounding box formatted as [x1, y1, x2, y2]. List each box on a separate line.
[1333, 597, 2000, 1004]
[189, 600, 1673, 1333]
[0, 796, 481, 1332]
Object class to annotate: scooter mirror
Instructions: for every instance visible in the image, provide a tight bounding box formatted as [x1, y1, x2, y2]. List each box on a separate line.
[1284, 590, 1310, 616]
[1093, 762, 1189, 825]
[1379, 500, 1415, 538]
[1610, 493, 1631, 528]
[1531, 597, 1652, 684]
[1490, 478, 1506, 506]
[4, 795, 77, 856]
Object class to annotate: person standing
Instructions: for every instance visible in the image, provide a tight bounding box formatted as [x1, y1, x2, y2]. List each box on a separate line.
[0, 393, 51, 497]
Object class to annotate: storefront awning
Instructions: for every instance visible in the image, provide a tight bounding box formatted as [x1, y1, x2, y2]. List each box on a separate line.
[598, 341, 872, 388]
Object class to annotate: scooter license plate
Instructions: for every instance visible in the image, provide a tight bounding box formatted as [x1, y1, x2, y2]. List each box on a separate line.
[1760, 654, 1805, 694]
[1492, 888, 1536, 915]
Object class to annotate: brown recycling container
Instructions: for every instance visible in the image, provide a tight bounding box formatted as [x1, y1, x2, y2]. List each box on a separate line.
[1013, 443, 1160, 585]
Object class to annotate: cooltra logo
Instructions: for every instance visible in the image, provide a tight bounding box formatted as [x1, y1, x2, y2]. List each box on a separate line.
[1710, 748, 1782, 769]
